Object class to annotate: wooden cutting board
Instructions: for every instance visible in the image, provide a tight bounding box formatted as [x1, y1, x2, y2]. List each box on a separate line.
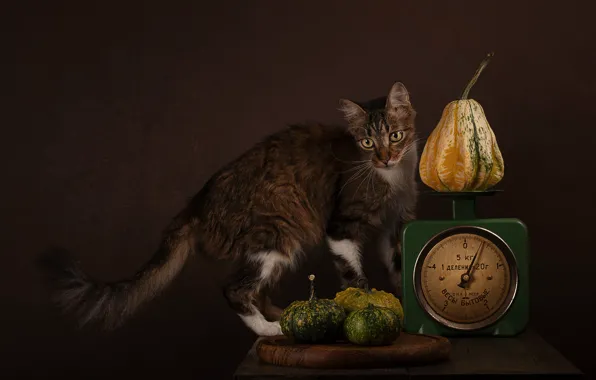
[256, 332, 451, 369]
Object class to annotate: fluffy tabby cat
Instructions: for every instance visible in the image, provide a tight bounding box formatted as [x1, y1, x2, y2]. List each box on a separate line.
[40, 82, 419, 336]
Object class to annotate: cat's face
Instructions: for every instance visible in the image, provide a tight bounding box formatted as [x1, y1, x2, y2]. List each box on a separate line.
[339, 82, 417, 170]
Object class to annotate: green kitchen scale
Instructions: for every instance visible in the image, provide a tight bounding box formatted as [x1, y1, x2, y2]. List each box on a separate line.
[400, 190, 529, 337]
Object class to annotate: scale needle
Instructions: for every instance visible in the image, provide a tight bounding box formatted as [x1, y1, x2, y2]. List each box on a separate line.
[458, 241, 485, 289]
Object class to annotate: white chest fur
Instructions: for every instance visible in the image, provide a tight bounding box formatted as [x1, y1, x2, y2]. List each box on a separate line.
[375, 144, 418, 189]
[375, 166, 405, 187]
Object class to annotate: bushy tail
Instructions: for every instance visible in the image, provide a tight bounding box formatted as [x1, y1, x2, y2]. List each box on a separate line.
[39, 220, 195, 330]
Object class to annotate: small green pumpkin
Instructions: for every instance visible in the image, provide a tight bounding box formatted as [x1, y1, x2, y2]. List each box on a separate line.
[280, 274, 346, 343]
[344, 303, 401, 346]
[334, 285, 404, 328]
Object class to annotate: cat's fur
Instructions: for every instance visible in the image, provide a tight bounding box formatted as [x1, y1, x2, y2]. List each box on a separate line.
[39, 82, 419, 336]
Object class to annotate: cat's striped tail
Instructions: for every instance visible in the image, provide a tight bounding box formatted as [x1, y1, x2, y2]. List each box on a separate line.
[38, 218, 195, 330]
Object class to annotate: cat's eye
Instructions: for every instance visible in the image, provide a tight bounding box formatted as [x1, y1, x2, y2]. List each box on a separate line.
[360, 138, 374, 149]
[390, 131, 404, 143]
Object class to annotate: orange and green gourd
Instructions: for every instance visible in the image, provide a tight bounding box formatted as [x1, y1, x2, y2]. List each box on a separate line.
[280, 274, 346, 343]
[419, 52, 505, 192]
[334, 285, 404, 328]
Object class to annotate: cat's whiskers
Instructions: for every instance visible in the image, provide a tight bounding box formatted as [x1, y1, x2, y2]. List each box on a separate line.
[353, 165, 375, 200]
[369, 166, 377, 194]
[399, 139, 419, 158]
[406, 137, 423, 151]
[341, 162, 370, 174]
[401, 145, 414, 157]
[365, 168, 373, 197]
[339, 163, 372, 195]
[364, 167, 376, 199]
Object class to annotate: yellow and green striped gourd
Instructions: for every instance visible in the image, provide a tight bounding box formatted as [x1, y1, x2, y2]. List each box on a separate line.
[419, 52, 505, 192]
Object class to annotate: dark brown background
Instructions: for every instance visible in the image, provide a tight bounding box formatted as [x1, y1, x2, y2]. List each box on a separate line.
[3, 1, 595, 379]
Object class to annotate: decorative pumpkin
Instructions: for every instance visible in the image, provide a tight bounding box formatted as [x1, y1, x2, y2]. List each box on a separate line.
[344, 303, 401, 346]
[280, 274, 346, 343]
[419, 52, 505, 192]
[334, 285, 404, 327]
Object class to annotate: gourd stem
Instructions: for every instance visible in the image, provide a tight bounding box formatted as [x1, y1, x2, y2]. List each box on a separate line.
[460, 52, 494, 100]
[308, 274, 316, 301]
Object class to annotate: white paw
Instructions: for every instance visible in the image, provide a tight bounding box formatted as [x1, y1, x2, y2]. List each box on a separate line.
[260, 321, 282, 337]
[239, 308, 283, 337]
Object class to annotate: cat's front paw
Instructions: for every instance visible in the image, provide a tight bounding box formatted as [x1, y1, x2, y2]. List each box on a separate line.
[260, 321, 283, 337]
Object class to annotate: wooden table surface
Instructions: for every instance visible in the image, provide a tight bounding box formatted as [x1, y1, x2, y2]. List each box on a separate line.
[233, 329, 584, 379]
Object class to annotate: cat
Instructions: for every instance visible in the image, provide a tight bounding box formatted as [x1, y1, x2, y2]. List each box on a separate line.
[39, 81, 419, 337]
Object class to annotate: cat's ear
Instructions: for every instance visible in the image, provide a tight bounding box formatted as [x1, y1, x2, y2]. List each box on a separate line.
[385, 82, 410, 109]
[339, 99, 367, 125]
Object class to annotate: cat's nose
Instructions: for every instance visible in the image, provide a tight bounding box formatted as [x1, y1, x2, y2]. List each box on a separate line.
[381, 159, 390, 166]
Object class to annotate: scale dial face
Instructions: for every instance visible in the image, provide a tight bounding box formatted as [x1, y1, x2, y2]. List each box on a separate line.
[414, 226, 518, 331]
